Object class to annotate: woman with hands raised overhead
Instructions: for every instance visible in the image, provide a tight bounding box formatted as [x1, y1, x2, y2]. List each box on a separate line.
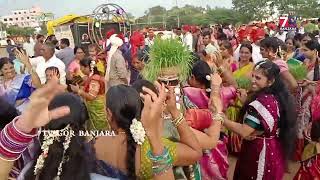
[94, 81, 202, 180]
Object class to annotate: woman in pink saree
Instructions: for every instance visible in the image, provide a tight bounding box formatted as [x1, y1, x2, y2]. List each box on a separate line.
[221, 61, 297, 179]
[183, 60, 236, 179]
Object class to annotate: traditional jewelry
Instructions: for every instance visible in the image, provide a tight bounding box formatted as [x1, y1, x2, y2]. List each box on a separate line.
[129, 118, 146, 145]
[171, 113, 184, 127]
[147, 147, 173, 176]
[212, 112, 225, 124]
[34, 125, 74, 176]
[0, 117, 37, 161]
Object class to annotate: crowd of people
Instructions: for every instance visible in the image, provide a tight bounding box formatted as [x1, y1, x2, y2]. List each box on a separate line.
[0, 18, 320, 180]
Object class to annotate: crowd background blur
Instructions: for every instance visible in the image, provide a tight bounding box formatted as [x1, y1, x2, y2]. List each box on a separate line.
[0, 9, 320, 180]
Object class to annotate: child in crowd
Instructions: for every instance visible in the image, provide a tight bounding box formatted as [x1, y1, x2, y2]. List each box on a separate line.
[88, 44, 106, 76]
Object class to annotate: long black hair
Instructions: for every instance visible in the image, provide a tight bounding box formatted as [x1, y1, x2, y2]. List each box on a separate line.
[25, 93, 92, 180]
[190, 60, 212, 97]
[240, 61, 297, 162]
[79, 57, 100, 76]
[106, 85, 142, 180]
[304, 39, 320, 81]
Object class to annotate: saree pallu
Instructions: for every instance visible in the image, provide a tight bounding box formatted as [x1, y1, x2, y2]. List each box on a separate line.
[294, 87, 312, 161]
[200, 137, 229, 180]
[234, 94, 285, 180]
[294, 154, 320, 180]
[234, 138, 285, 180]
[0, 74, 34, 112]
[226, 100, 243, 155]
[86, 95, 110, 131]
[226, 63, 253, 155]
[183, 88, 229, 180]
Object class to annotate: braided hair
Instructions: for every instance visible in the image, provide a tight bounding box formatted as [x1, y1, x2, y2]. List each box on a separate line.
[106, 85, 142, 179]
[24, 93, 92, 180]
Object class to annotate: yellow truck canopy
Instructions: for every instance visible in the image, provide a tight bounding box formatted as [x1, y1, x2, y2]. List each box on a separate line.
[47, 14, 92, 35]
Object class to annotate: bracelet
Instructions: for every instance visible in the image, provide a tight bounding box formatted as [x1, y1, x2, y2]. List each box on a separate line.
[211, 85, 220, 94]
[147, 147, 173, 176]
[0, 117, 37, 161]
[217, 66, 225, 75]
[171, 113, 184, 127]
[212, 112, 225, 124]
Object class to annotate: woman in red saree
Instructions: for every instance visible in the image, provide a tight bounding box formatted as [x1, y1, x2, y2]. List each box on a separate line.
[221, 61, 297, 179]
[294, 103, 320, 180]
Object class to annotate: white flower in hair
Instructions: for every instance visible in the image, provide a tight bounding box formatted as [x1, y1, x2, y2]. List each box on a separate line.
[206, 75, 211, 81]
[130, 118, 146, 145]
[34, 125, 74, 176]
[206, 88, 212, 92]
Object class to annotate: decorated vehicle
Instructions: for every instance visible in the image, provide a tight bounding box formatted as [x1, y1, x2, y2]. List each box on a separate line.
[46, 3, 131, 48]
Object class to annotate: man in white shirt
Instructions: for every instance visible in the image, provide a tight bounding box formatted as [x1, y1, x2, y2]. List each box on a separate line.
[22, 36, 35, 57]
[182, 25, 193, 52]
[173, 28, 183, 42]
[30, 42, 66, 84]
[144, 29, 155, 47]
[274, 30, 287, 42]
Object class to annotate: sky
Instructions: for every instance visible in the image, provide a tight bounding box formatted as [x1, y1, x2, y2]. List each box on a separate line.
[0, 0, 233, 18]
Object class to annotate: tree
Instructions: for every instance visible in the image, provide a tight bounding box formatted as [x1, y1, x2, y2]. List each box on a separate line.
[206, 8, 240, 25]
[232, 0, 271, 21]
[0, 22, 7, 30]
[39, 22, 48, 36]
[232, 0, 320, 22]
[6, 26, 36, 36]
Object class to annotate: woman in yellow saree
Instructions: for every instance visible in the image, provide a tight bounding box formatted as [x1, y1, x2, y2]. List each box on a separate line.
[227, 43, 254, 155]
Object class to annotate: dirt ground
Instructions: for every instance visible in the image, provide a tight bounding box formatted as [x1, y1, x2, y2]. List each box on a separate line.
[227, 155, 300, 180]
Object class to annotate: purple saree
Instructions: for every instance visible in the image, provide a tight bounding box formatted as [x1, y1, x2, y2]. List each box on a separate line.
[234, 94, 285, 180]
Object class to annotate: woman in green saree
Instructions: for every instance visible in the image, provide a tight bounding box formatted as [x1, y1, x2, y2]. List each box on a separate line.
[227, 43, 254, 155]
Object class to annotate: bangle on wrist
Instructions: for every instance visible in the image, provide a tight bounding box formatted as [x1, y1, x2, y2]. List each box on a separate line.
[0, 117, 37, 161]
[211, 85, 220, 94]
[212, 112, 225, 124]
[171, 113, 184, 127]
[217, 66, 225, 75]
[148, 147, 173, 176]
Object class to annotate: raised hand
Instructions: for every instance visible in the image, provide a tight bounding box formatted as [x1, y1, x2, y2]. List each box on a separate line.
[140, 82, 167, 139]
[15, 49, 31, 67]
[165, 86, 178, 116]
[211, 73, 223, 87]
[237, 88, 248, 104]
[209, 73, 223, 113]
[70, 84, 80, 94]
[52, 68, 59, 78]
[15, 80, 70, 133]
[213, 51, 223, 68]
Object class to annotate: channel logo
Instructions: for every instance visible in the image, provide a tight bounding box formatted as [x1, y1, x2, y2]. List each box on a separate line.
[279, 15, 297, 31]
